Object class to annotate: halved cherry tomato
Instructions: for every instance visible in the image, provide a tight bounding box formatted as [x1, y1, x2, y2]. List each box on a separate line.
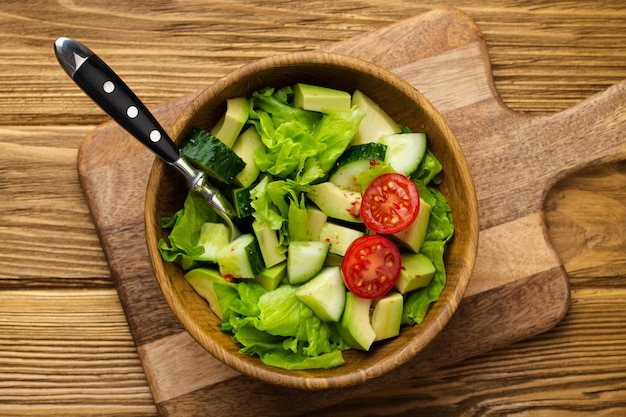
[360, 173, 420, 234]
[341, 235, 402, 299]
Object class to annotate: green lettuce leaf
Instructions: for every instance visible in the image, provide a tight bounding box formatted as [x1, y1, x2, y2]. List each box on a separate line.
[213, 281, 349, 370]
[248, 86, 364, 185]
[157, 190, 221, 263]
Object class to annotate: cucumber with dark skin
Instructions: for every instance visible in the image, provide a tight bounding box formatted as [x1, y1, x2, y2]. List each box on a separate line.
[332, 142, 387, 171]
[181, 128, 246, 184]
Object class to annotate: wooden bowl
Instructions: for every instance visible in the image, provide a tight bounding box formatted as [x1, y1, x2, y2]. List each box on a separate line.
[145, 52, 479, 390]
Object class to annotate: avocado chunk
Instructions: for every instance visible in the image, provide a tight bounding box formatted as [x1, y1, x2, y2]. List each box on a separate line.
[318, 221, 364, 256]
[371, 291, 403, 341]
[350, 90, 401, 145]
[392, 197, 431, 252]
[295, 266, 346, 322]
[252, 220, 287, 268]
[307, 182, 363, 223]
[232, 126, 264, 188]
[395, 253, 436, 294]
[287, 241, 329, 285]
[335, 292, 376, 351]
[293, 83, 351, 113]
[254, 261, 287, 291]
[184, 268, 237, 319]
[211, 97, 249, 147]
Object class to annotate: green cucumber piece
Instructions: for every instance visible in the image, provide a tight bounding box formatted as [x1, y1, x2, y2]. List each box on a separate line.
[329, 143, 387, 191]
[196, 222, 230, 262]
[231, 186, 254, 219]
[295, 266, 346, 322]
[216, 233, 264, 279]
[380, 132, 427, 177]
[287, 241, 329, 284]
[180, 128, 246, 184]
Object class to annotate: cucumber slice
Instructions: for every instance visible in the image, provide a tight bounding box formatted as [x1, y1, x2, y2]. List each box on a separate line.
[196, 222, 230, 262]
[287, 241, 330, 284]
[180, 128, 246, 184]
[329, 143, 387, 192]
[231, 186, 254, 219]
[295, 266, 346, 322]
[380, 133, 427, 177]
[306, 206, 328, 241]
[216, 233, 264, 279]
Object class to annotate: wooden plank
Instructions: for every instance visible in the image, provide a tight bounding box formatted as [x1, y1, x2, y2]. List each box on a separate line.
[0, 289, 157, 415]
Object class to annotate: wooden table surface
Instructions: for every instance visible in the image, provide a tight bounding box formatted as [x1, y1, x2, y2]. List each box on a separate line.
[1, 1, 625, 415]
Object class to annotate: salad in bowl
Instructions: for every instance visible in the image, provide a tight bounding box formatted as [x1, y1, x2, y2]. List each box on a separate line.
[145, 52, 478, 389]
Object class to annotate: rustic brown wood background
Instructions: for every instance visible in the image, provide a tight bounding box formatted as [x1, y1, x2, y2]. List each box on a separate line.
[1, 1, 626, 415]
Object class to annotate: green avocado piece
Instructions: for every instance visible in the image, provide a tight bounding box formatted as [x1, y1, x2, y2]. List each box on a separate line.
[371, 291, 403, 341]
[335, 292, 376, 351]
[392, 197, 431, 253]
[254, 261, 287, 291]
[318, 221, 364, 256]
[184, 268, 237, 319]
[293, 83, 351, 113]
[307, 182, 363, 223]
[211, 97, 249, 147]
[232, 126, 264, 188]
[350, 90, 401, 145]
[395, 252, 436, 294]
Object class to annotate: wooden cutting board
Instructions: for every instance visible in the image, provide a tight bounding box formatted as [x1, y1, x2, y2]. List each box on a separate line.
[77, 7, 626, 416]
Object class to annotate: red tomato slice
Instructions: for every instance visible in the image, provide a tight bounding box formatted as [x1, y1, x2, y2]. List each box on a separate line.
[341, 235, 402, 299]
[360, 173, 420, 234]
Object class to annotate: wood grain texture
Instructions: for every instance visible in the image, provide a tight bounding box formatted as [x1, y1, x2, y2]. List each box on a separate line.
[1, 1, 625, 415]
